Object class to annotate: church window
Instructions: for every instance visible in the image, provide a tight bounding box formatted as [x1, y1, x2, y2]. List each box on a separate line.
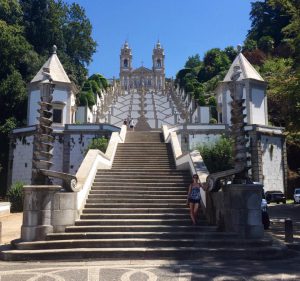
[157, 59, 161, 68]
[124, 59, 128, 68]
[53, 109, 62, 123]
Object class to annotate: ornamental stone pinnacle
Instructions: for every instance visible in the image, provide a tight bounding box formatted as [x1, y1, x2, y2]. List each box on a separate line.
[52, 45, 57, 54]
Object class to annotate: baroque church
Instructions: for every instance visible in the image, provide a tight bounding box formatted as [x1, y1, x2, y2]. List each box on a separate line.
[119, 41, 165, 91]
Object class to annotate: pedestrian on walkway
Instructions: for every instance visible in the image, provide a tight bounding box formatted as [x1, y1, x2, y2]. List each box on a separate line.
[186, 174, 206, 225]
[129, 118, 135, 131]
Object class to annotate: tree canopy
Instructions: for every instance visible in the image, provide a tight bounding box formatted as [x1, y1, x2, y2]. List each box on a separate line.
[0, 0, 98, 194]
[175, 46, 235, 107]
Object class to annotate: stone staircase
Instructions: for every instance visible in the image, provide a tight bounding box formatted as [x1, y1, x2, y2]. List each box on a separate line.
[1, 131, 287, 260]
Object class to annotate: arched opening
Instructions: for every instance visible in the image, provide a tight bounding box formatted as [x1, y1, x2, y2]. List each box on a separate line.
[124, 59, 128, 68]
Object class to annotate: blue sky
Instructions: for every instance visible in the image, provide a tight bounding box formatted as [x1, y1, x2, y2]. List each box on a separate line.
[65, 0, 253, 79]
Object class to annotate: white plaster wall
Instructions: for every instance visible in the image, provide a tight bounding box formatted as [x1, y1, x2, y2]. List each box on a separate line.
[261, 135, 284, 193]
[50, 137, 64, 185]
[189, 134, 221, 150]
[53, 89, 68, 124]
[251, 88, 266, 125]
[69, 134, 96, 174]
[11, 136, 34, 185]
[76, 107, 87, 123]
[192, 110, 198, 123]
[225, 90, 232, 124]
[28, 90, 40, 126]
[200, 107, 210, 123]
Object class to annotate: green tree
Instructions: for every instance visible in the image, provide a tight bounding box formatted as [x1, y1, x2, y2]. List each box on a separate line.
[0, 2, 41, 193]
[198, 48, 230, 82]
[85, 137, 108, 154]
[78, 74, 109, 108]
[20, 0, 97, 85]
[243, 38, 258, 52]
[269, 0, 300, 67]
[197, 136, 234, 173]
[247, 0, 291, 47]
[0, 0, 23, 25]
[258, 35, 274, 54]
[184, 54, 202, 69]
[260, 58, 300, 129]
[224, 46, 238, 62]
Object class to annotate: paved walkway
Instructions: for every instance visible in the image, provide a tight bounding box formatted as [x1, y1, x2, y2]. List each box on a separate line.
[0, 256, 299, 280]
[0, 213, 22, 245]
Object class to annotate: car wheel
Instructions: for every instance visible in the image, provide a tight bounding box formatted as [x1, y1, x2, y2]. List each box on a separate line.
[283, 200, 286, 204]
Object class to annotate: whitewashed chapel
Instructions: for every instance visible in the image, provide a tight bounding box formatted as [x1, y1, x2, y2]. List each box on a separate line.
[8, 43, 287, 194]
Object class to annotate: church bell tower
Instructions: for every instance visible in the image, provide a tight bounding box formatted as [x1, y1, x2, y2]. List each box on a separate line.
[152, 41, 165, 91]
[120, 41, 132, 90]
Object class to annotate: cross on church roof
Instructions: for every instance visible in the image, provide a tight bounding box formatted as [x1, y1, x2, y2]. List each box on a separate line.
[141, 61, 144, 66]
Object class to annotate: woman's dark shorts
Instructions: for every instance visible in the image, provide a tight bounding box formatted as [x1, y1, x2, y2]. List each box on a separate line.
[188, 198, 200, 204]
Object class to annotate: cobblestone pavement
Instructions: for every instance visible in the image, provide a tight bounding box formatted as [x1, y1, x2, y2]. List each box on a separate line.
[0, 255, 299, 281]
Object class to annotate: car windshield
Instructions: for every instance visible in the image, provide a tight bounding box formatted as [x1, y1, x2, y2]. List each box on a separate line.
[295, 190, 300, 194]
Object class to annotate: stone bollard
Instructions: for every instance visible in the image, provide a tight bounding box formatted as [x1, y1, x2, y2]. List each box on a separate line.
[285, 218, 294, 243]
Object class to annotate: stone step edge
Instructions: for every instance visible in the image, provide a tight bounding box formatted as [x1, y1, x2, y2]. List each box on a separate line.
[47, 231, 226, 237]
[16, 237, 273, 247]
[1, 245, 288, 261]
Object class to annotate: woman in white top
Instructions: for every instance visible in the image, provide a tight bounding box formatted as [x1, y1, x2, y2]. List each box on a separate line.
[129, 119, 135, 131]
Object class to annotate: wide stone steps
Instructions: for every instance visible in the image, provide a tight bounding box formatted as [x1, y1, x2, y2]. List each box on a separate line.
[79, 213, 191, 220]
[88, 194, 186, 199]
[1, 131, 283, 262]
[85, 199, 186, 204]
[74, 219, 191, 226]
[84, 203, 187, 208]
[65, 225, 217, 233]
[2, 244, 285, 261]
[112, 164, 176, 168]
[82, 208, 189, 214]
[125, 133, 163, 143]
[90, 187, 187, 193]
[89, 190, 187, 195]
[94, 177, 191, 186]
[46, 231, 237, 240]
[95, 173, 187, 177]
[98, 170, 189, 175]
[14, 238, 273, 250]
[92, 182, 188, 187]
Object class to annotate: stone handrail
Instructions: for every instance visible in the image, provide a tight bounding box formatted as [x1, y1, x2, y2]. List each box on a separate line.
[162, 125, 209, 207]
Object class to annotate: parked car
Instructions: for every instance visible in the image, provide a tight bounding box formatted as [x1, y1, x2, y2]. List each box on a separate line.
[265, 191, 286, 204]
[294, 188, 300, 204]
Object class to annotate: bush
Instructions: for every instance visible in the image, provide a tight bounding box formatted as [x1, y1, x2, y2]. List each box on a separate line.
[86, 137, 108, 154]
[197, 136, 233, 173]
[209, 118, 218, 124]
[7, 181, 24, 212]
